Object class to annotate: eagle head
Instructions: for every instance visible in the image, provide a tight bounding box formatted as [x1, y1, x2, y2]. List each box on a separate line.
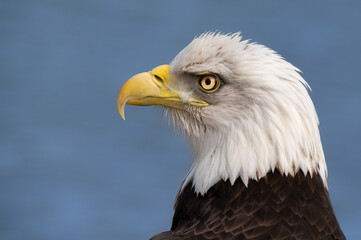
[118, 32, 327, 195]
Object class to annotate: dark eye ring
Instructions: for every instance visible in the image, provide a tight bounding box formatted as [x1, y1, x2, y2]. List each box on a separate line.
[198, 75, 220, 92]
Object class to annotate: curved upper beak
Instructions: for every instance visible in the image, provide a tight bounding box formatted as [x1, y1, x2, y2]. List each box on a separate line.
[117, 65, 208, 119]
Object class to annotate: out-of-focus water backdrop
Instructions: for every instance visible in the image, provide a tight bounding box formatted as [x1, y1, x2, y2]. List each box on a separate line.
[1, 0, 360, 239]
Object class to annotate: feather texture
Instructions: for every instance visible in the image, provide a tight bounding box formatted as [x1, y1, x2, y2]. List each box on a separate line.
[149, 33, 344, 239]
[151, 170, 345, 240]
[166, 32, 326, 194]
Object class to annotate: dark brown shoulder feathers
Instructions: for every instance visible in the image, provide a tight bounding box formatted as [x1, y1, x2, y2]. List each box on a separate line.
[151, 170, 345, 240]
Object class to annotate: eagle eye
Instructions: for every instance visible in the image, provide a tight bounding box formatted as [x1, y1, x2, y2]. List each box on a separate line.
[198, 75, 220, 92]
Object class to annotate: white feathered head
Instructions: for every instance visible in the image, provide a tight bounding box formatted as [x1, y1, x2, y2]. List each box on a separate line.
[118, 32, 327, 194]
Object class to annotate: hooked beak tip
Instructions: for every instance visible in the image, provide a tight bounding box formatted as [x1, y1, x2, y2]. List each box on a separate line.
[117, 94, 127, 120]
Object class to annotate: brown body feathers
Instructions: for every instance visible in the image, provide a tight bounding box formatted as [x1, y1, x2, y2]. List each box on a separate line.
[151, 170, 345, 240]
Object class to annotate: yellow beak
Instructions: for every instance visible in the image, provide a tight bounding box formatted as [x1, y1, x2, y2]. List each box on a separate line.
[117, 65, 208, 119]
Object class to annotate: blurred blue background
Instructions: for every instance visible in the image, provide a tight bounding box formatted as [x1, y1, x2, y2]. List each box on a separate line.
[1, 0, 360, 239]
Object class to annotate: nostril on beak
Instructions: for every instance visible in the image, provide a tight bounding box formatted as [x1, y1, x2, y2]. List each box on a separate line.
[150, 65, 170, 86]
[153, 74, 163, 84]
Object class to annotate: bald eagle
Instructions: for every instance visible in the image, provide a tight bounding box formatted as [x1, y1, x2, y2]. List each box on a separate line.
[117, 33, 345, 240]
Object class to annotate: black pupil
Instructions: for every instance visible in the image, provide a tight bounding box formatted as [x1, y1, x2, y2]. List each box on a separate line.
[205, 78, 211, 85]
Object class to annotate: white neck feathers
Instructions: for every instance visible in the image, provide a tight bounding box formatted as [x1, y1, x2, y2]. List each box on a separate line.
[166, 33, 328, 195]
